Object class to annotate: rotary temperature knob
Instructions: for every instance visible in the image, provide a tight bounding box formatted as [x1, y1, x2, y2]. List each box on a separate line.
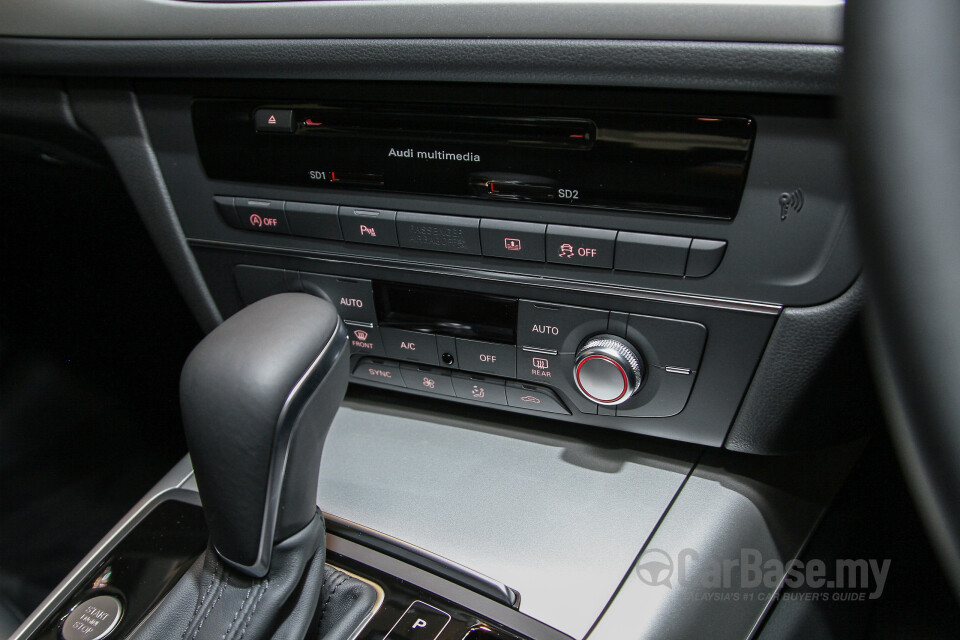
[573, 335, 645, 405]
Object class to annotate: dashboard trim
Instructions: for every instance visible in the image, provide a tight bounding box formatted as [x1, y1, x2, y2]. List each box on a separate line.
[187, 237, 784, 315]
[0, 39, 842, 96]
[0, 1, 843, 43]
[69, 89, 223, 332]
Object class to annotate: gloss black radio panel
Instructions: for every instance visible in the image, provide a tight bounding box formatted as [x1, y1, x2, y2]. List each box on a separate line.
[193, 100, 755, 219]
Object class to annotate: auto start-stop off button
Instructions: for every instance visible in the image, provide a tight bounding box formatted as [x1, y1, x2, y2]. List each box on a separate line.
[61, 595, 123, 640]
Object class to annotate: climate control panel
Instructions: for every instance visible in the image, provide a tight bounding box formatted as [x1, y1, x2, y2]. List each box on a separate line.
[234, 264, 707, 421]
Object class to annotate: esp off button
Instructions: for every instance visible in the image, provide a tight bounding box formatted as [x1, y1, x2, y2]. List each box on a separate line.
[546, 225, 616, 268]
[61, 595, 123, 640]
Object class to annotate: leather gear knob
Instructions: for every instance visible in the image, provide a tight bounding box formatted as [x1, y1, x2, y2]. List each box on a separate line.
[180, 293, 349, 577]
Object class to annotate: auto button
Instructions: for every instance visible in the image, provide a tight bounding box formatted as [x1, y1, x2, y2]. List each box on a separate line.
[300, 273, 377, 323]
[517, 300, 608, 354]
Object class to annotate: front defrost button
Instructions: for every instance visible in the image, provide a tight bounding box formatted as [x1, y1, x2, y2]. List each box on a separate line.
[344, 322, 385, 356]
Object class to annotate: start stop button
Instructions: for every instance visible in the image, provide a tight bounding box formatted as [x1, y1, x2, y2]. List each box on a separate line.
[61, 595, 123, 640]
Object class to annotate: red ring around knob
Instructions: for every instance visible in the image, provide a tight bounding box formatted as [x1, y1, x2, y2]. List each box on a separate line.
[575, 354, 628, 403]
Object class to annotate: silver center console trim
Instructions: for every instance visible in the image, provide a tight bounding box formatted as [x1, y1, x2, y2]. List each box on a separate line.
[12, 432, 865, 640]
[11, 454, 571, 640]
[324, 513, 519, 608]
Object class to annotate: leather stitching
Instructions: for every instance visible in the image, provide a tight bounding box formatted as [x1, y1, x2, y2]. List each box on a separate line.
[193, 574, 227, 640]
[182, 559, 223, 640]
[319, 573, 347, 624]
[237, 579, 268, 640]
[222, 585, 253, 640]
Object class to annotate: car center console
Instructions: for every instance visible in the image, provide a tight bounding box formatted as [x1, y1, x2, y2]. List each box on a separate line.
[139, 80, 857, 447]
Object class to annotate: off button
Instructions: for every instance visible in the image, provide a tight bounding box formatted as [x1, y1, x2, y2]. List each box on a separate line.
[455, 338, 516, 378]
[546, 225, 617, 268]
[61, 595, 123, 640]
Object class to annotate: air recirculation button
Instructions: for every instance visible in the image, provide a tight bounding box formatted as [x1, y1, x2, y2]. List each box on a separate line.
[573, 335, 645, 405]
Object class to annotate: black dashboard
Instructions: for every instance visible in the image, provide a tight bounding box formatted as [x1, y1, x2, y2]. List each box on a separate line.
[130, 79, 855, 447]
[1, 3, 882, 640]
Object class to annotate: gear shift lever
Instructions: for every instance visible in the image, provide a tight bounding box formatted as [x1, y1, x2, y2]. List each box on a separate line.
[131, 293, 354, 640]
[181, 292, 349, 577]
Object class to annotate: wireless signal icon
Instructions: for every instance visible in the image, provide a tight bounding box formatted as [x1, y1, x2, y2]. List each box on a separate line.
[778, 189, 804, 220]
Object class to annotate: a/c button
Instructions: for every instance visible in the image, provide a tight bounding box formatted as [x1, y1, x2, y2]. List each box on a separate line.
[381, 328, 439, 365]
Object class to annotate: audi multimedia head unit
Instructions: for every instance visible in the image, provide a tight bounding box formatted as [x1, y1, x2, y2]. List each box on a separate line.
[193, 100, 755, 219]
